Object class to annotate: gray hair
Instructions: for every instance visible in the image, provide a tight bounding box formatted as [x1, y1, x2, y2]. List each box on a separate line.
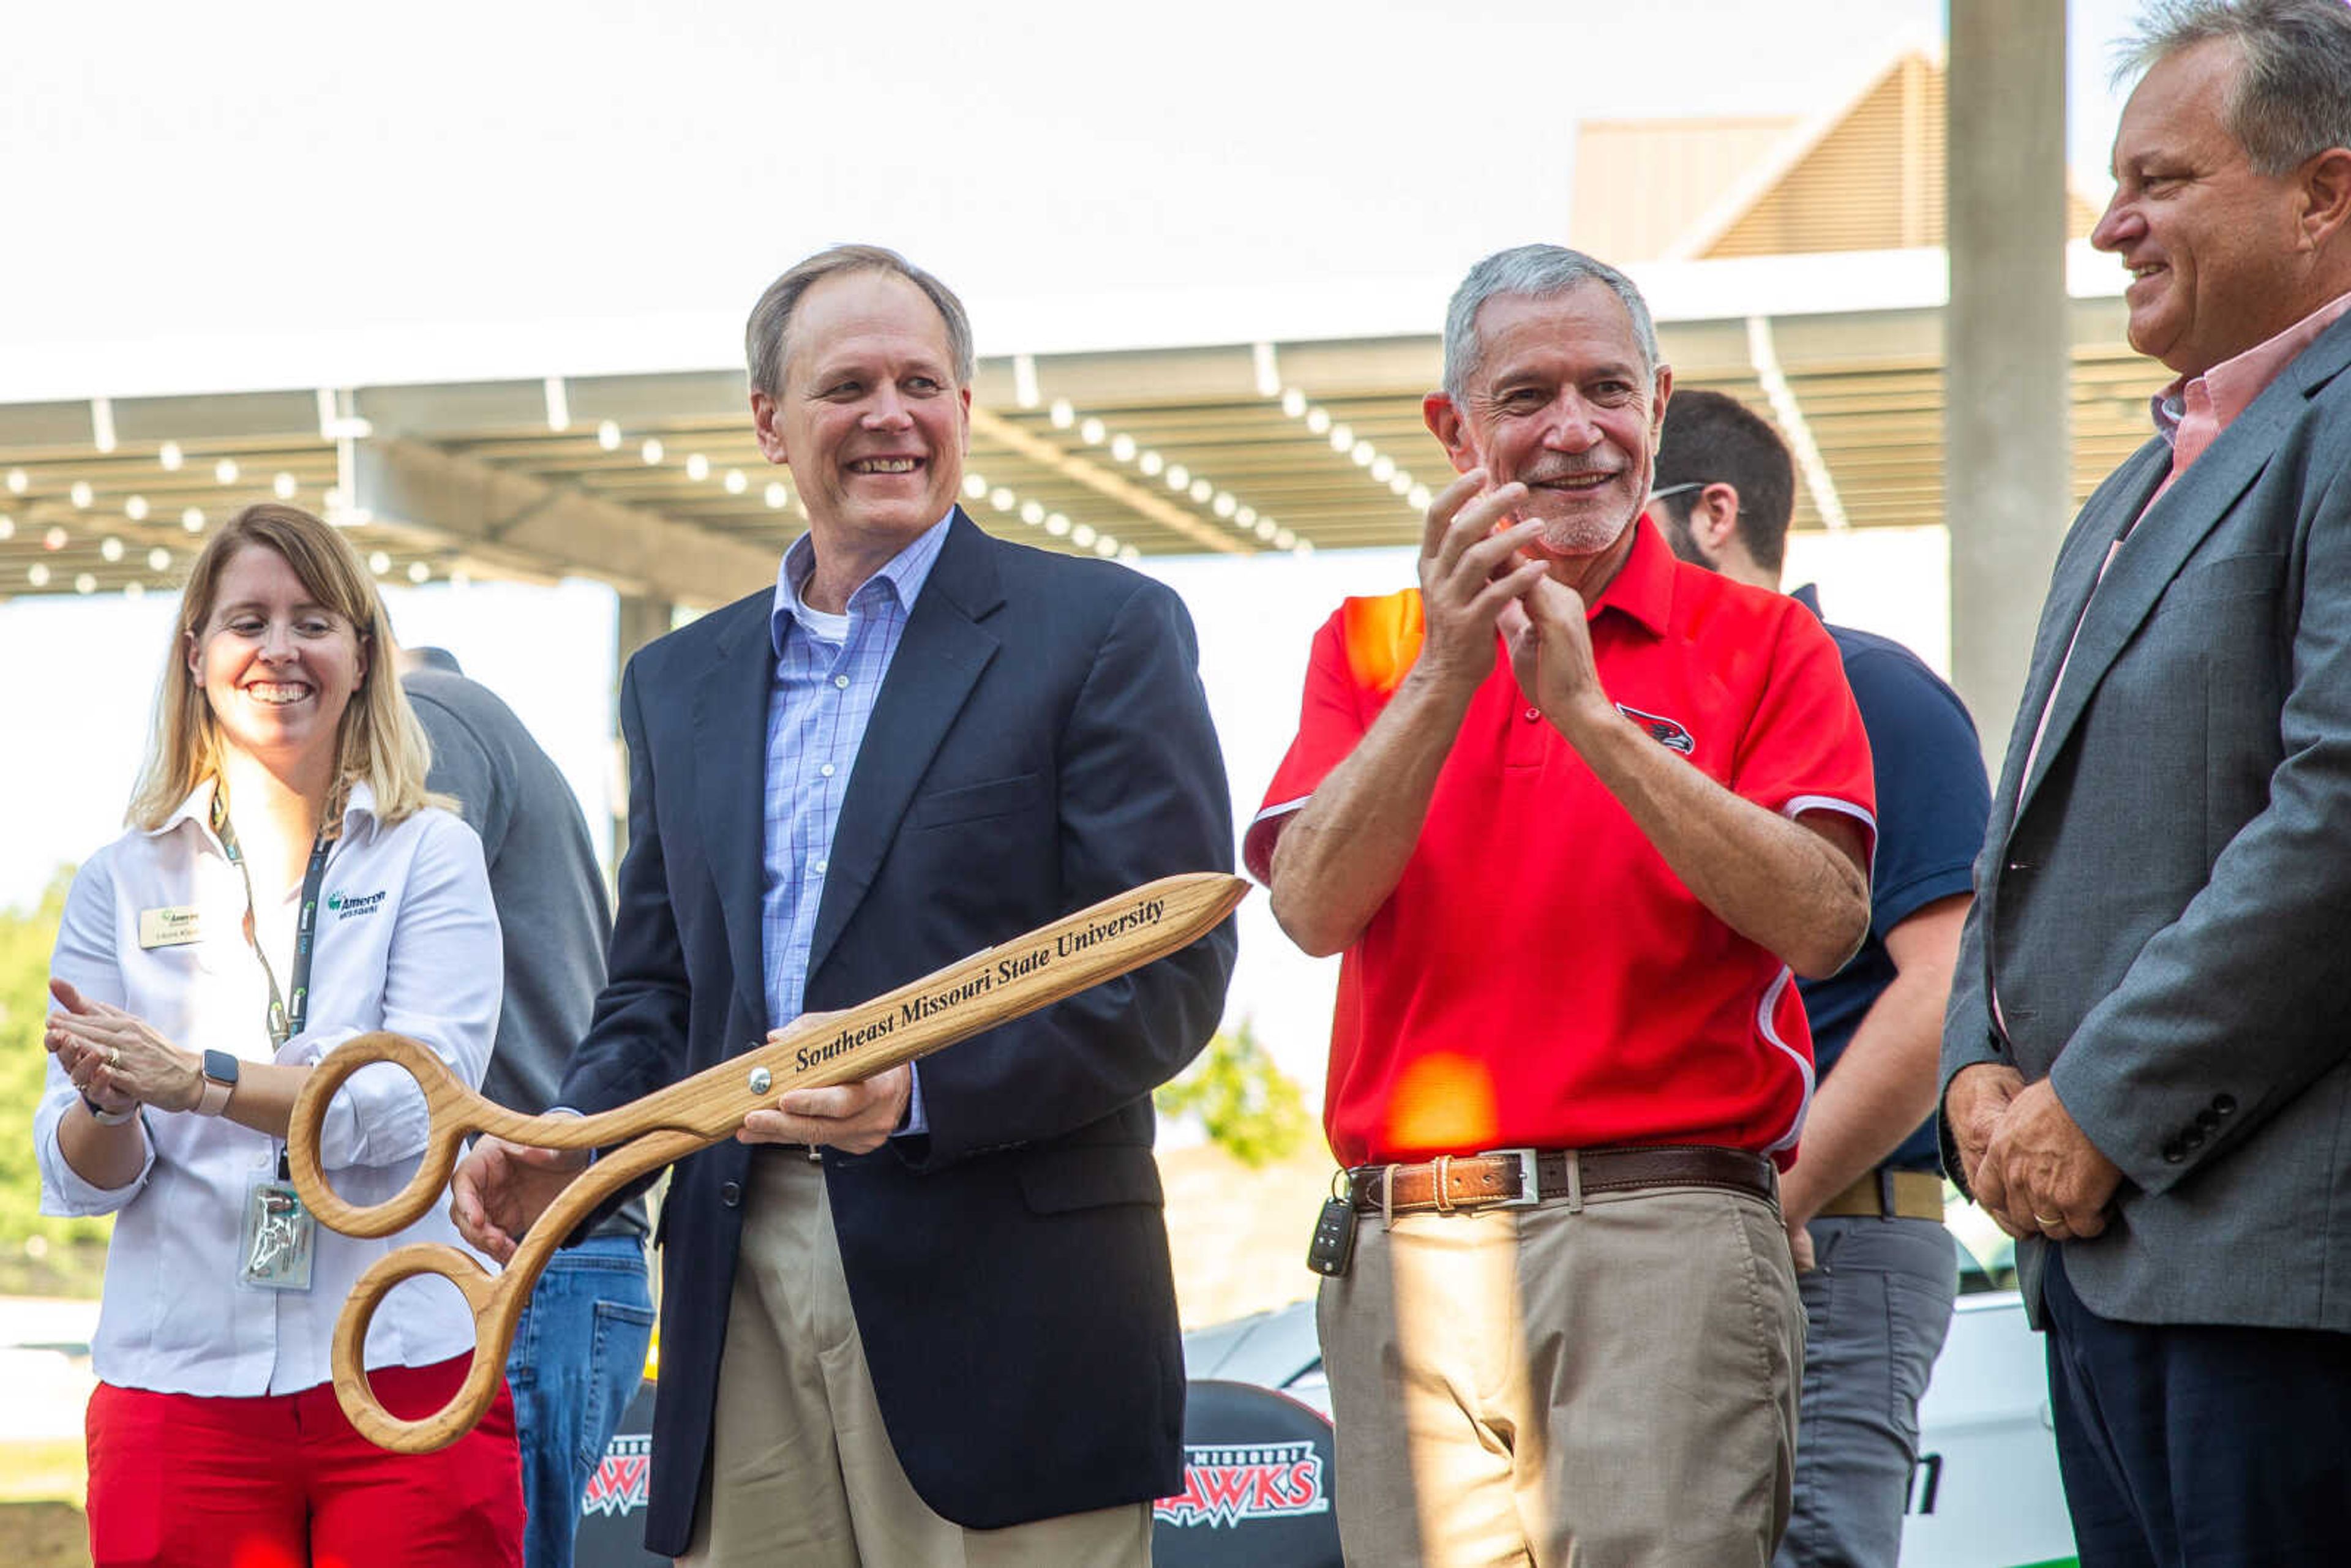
[2118, 0, 2351, 175]
[744, 244, 975, 397]
[1440, 244, 1661, 404]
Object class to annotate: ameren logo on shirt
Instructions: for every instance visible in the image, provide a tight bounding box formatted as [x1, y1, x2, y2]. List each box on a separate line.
[326, 889, 388, 920]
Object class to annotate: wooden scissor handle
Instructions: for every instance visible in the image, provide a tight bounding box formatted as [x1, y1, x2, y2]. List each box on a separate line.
[288, 1032, 601, 1239]
[329, 1125, 702, 1452]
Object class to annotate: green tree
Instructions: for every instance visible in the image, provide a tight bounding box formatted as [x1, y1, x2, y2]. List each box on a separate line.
[0, 867, 110, 1245]
[1155, 1019, 1312, 1168]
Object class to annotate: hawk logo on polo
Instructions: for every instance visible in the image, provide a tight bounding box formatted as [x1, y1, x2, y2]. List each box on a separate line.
[326, 889, 387, 920]
[1153, 1441, 1330, 1528]
[1615, 703, 1695, 754]
[581, 1433, 651, 1517]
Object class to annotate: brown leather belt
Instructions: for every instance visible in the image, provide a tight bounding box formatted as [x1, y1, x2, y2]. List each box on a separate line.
[1813, 1167, 1944, 1221]
[1347, 1145, 1775, 1216]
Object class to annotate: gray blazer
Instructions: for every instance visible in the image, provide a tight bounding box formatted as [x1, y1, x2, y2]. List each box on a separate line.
[1943, 310, 2351, 1332]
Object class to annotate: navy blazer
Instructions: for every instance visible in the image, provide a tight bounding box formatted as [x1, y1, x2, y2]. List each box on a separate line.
[560, 512, 1238, 1550]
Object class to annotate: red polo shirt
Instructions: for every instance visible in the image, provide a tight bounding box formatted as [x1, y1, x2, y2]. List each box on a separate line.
[1248, 519, 1875, 1168]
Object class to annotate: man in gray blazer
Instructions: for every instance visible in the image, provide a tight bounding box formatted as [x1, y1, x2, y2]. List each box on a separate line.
[1941, 2, 2351, 1560]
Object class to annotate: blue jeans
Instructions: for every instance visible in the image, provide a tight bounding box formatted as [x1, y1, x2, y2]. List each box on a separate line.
[504, 1232, 656, 1568]
[1775, 1215, 1957, 1568]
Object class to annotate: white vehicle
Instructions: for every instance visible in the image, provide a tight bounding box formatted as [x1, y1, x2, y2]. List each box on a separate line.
[1169, 1236, 2081, 1568]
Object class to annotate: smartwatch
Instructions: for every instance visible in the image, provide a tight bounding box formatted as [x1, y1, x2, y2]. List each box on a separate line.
[195, 1049, 240, 1117]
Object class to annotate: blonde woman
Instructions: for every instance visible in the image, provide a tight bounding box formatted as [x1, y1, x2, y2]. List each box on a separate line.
[38, 503, 522, 1567]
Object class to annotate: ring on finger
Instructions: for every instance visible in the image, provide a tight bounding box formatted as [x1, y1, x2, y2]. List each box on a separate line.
[2033, 1211, 2061, 1228]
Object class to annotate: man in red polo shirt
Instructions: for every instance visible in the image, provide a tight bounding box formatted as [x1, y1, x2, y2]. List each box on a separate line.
[1251, 243, 1875, 1568]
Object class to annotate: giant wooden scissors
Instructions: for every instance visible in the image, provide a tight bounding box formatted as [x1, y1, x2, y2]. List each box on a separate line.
[288, 871, 1247, 1454]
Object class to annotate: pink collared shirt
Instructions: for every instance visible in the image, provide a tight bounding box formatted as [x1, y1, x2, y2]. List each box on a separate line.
[2154, 287, 2351, 490]
[2026, 286, 2351, 790]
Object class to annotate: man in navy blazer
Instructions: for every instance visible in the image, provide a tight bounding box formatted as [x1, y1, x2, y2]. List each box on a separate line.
[453, 244, 1236, 1564]
[1942, 4, 2351, 1559]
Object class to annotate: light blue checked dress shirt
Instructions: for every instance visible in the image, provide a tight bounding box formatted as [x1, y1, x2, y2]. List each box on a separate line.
[762, 512, 953, 1035]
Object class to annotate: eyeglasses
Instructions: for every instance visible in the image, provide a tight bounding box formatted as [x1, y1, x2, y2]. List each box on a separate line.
[1646, 482, 1706, 504]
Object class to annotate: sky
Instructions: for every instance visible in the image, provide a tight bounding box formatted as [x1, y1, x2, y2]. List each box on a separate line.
[0, 0, 2150, 1099]
[0, 0, 2145, 400]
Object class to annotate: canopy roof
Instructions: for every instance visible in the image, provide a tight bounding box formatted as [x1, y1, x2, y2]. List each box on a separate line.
[0, 275, 2164, 608]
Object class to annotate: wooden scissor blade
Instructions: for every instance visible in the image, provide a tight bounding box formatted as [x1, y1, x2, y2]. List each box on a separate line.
[646, 870, 1248, 1138]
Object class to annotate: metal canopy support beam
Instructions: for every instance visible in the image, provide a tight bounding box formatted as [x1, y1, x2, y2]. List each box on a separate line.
[608, 593, 677, 868]
[1745, 315, 1848, 531]
[353, 437, 778, 608]
[966, 407, 1247, 556]
[1946, 0, 2070, 756]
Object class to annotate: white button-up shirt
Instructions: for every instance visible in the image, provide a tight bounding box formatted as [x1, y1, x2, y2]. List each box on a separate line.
[37, 779, 501, 1396]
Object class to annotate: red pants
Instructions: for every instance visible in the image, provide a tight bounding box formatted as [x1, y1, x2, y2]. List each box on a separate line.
[84, 1356, 525, 1568]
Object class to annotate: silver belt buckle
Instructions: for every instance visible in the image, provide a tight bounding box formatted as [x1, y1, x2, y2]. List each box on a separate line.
[1480, 1147, 1541, 1208]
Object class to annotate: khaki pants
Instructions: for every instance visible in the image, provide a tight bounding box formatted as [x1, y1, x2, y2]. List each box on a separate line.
[683, 1155, 1150, 1568]
[1317, 1185, 1801, 1568]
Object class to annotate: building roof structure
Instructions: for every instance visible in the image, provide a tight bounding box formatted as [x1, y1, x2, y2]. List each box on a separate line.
[0, 44, 2162, 608]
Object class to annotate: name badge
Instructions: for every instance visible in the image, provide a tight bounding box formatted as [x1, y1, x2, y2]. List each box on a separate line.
[138, 907, 204, 948]
[238, 1174, 316, 1293]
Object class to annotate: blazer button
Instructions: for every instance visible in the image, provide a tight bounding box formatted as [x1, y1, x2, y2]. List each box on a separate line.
[2161, 1141, 2185, 1165]
[720, 1181, 743, 1207]
[2181, 1128, 2207, 1151]
[2212, 1094, 2237, 1116]
[2195, 1108, 2220, 1130]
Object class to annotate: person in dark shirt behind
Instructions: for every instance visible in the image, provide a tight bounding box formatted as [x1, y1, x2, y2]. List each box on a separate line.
[401, 647, 652, 1568]
[1651, 388, 1989, 1568]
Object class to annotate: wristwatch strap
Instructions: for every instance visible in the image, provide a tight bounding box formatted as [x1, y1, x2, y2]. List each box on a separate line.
[195, 1049, 238, 1117]
[82, 1093, 137, 1128]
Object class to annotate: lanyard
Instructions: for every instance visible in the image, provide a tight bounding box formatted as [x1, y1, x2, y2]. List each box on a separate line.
[210, 792, 333, 1049]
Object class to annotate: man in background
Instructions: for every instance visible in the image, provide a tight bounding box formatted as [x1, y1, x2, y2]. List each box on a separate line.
[1944, 2, 2351, 1557]
[1254, 244, 1874, 1566]
[1651, 389, 1987, 1568]
[402, 647, 651, 1568]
